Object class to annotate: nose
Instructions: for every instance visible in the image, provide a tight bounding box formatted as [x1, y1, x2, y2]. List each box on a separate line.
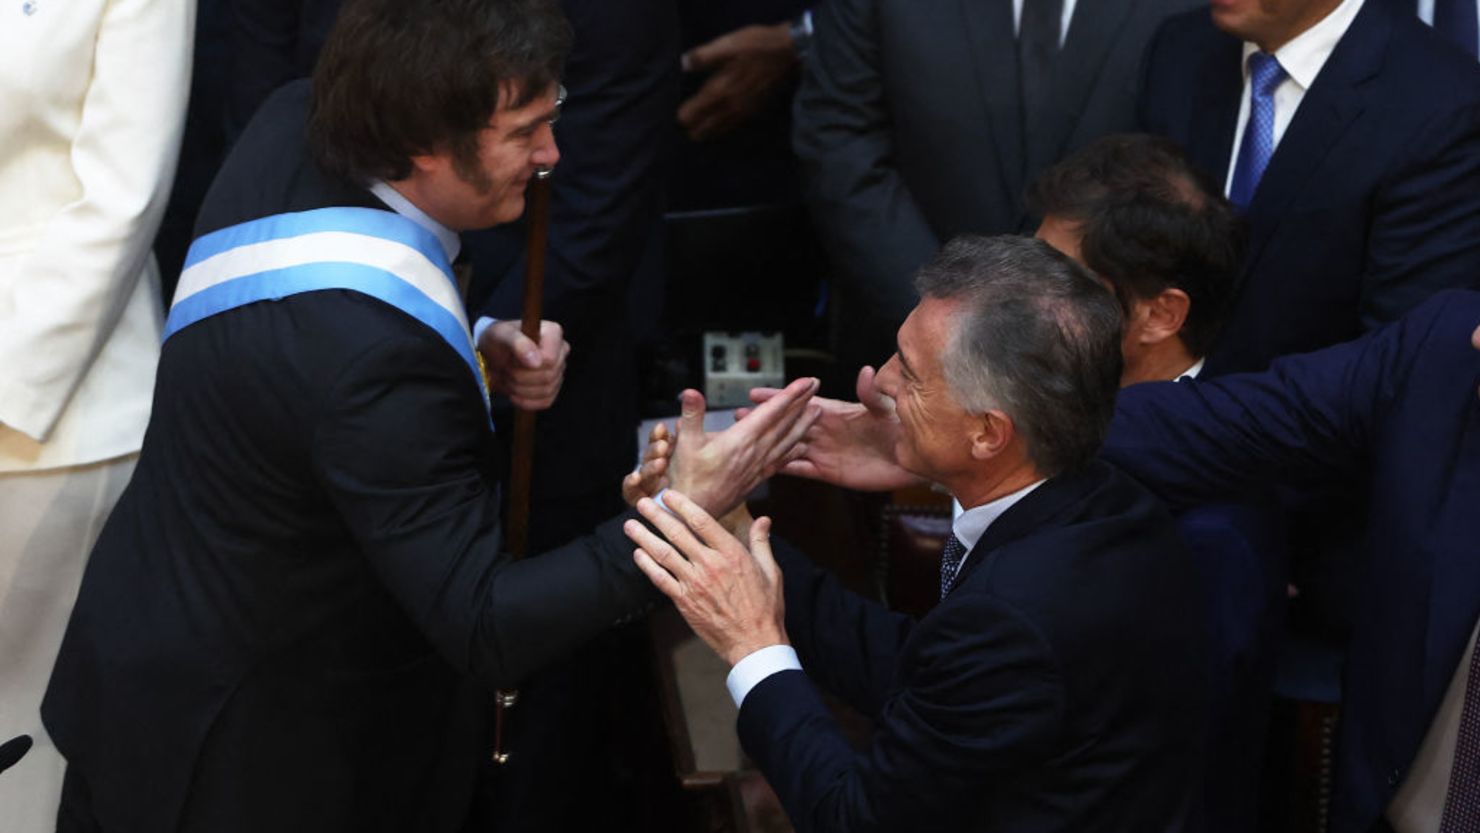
[532, 125, 560, 173]
[874, 354, 902, 396]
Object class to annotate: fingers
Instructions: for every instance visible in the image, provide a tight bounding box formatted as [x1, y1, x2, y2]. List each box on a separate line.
[648, 421, 670, 444]
[537, 320, 566, 357]
[748, 516, 778, 572]
[778, 458, 821, 480]
[632, 547, 684, 600]
[747, 387, 783, 405]
[767, 403, 822, 470]
[856, 365, 893, 416]
[661, 490, 737, 554]
[635, 497, 710, 567]
[677, 389, 708, 444]
[624, 512, 696, 581]
[506, 329, 542, 369]
[680, 31, 734, 73]
[748, 380, 821, 452]
[737, 377, 818, 437]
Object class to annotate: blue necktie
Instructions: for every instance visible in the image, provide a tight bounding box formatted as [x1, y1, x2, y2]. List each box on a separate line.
[1435, 0, 1480, 60]
[939, 534, 968, 600]
[1228, 52, 1286, 210]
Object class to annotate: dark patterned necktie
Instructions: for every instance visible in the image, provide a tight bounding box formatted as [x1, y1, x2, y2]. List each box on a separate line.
[1018, 0, 1064, 133]
[1440, 642, 1480, 831]
[939, 534, 968, 600]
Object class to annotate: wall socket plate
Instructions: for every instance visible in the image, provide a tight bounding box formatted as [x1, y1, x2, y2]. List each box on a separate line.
[702, 331, 785, 408]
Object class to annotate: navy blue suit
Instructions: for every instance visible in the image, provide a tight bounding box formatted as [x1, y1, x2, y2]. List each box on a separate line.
[1103, 290, 1480, 833]
[43, 83, 659, 833]
[743, 462, 1207, 832]
[1139, 2, 1480, 374]
[1176, 501, 1287, 832]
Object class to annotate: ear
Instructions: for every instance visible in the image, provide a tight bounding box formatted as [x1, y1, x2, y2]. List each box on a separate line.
[1137, 289, 1190, 346]
[968, 410, 1015, 461]
[406, 151, 449, 177]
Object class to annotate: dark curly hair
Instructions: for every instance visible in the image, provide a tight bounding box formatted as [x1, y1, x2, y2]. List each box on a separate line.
[310, 0, 571, 185]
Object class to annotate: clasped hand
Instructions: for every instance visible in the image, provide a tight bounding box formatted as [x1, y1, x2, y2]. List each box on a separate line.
[477, 319, 570, 411]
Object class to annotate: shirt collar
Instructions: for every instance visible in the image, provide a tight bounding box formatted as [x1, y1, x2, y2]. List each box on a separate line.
[1240, 0, 1364, 91]
[368, 180, 462, 263]
[952, 478, 1048, 552]
[1176, 358, 1206, 381]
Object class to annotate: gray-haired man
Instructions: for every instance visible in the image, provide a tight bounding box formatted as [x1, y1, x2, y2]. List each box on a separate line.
[625, 236, 1209, 833]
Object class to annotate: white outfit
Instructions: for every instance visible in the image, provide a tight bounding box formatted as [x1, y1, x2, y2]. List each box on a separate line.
[0, 0, 193, 828]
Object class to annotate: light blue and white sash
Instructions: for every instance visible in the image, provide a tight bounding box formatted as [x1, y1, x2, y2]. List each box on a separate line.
[165, 207, 491, 420]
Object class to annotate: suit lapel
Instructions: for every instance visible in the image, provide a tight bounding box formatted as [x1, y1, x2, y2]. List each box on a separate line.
[1242, 0, 1388, 270]
[952, 464, 1100, 589]
[961, 0, 1028, 210]
[1186, 24, 1245, 184]
[1023, 0, 1139, 176]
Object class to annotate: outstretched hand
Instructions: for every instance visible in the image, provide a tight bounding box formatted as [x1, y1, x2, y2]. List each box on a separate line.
[743, 366, 924, 492]
[667, 377, 822, 517]
[625, 491, 787, 666]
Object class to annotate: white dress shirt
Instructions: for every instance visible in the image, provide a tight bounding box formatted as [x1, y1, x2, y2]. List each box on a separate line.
[1011, 0, 1077, 45]
[727, 478, 1047, 708]
[1223, 0, 1366, 196]
[368, 181, 461, 263]
[366, 181, 499, 344]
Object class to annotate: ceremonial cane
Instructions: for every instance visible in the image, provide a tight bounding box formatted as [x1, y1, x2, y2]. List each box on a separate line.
[491, 167, 553, 765]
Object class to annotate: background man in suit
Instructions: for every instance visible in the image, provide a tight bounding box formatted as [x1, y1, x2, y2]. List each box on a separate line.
[0, 1, 192, 830]
[1029, 134, 1285, 831]
[1139, 0, 1480, 375]
[627, 236, 1208, 832]
[40, 2, 820, 831]
[1102, 291, 1480, 833]
[793, 0, 1199, 371]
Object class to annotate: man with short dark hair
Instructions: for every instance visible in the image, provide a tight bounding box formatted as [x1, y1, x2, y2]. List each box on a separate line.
[39, 1, 819, 831]
[625, 236, 1208, 832]
[1031, 135, 1282, 832]
[1028, 134, 1242, 384]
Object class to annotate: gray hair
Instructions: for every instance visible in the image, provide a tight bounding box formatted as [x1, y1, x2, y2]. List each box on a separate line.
[913, 235, 1124, 475]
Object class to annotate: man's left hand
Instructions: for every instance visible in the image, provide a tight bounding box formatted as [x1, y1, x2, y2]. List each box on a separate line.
[478, 319, 570, 411]
[626, 491, 787, 666]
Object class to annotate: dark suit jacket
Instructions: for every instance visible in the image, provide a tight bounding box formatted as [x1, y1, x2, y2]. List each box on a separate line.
[1103, 290, 1480, 833]
[794, 0, 1200, 362]
[41, 82, 659, 833]
[1176, 502, 1287, 833]
[1139, 2, 1480, 375]
[740, 462, 1207, 833]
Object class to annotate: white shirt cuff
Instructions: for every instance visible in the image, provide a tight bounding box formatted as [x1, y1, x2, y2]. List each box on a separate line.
[726, 644, 801, 708]
[472, 316, 496, 345]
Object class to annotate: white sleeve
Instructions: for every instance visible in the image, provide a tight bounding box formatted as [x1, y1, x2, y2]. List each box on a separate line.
[725, 644, 802, 707]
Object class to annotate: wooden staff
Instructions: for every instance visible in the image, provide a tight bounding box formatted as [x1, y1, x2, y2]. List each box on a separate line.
[492, 169, 553, 765]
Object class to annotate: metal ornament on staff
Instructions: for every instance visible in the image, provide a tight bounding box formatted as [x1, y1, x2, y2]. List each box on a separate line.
[491, 160, 554, 766]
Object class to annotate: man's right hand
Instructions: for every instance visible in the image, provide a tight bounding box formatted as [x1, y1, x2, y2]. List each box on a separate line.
[746, 366, 925, 492]
[668, 377, 822, 517]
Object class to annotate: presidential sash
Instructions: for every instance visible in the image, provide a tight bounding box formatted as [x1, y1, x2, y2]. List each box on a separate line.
[165, 207, 491, 421]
